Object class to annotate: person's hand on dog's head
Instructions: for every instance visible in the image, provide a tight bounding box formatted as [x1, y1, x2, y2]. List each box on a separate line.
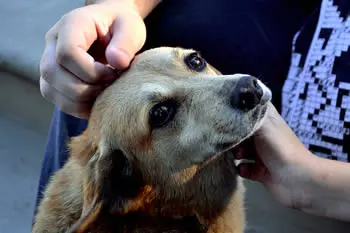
[39, 1, 147, 119]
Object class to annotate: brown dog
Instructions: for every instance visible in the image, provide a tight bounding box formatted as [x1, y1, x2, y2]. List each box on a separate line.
[32, 47, 272, 233]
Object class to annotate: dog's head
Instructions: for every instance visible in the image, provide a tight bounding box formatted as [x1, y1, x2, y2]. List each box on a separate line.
[69, 47, 271, 232]
[91, 47, 271, 177]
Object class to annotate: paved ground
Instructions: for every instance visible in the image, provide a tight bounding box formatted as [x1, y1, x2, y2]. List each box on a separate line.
[0, 0, 83, 81]
[0, 73, 53, 233]
[1, 1, 350, 233]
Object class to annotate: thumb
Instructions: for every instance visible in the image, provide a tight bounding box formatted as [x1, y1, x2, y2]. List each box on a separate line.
[237, 163, 259, 180]
[237, 157, 270, 183]
[106, 10, 146, 70]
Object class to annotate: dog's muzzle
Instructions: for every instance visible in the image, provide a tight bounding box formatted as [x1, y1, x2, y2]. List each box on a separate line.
[230, 76, 270, 111]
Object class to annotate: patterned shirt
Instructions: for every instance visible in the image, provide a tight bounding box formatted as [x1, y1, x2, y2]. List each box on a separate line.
[282, 0, 350, 161]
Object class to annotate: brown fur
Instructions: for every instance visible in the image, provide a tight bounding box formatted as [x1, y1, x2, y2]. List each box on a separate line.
[32, 47, 272, 233]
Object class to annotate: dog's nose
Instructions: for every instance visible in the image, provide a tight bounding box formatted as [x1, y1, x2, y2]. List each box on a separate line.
[230, 76, 263, 111]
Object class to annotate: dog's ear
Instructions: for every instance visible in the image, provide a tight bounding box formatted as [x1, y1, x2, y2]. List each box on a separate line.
[65, 199, 105, 233]
[68, 131, 98, 166]
[66, 149, 148, 233]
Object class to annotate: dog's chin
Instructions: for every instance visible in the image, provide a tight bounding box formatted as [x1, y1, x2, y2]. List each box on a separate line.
[215, 137, 249, 155]
[215, 104, 269, 154]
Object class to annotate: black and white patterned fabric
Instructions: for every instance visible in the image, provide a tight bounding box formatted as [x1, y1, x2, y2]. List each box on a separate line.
[282, 0, 350, 162]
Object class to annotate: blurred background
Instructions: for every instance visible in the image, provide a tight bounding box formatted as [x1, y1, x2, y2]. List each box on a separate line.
[0, 1, 350, 233]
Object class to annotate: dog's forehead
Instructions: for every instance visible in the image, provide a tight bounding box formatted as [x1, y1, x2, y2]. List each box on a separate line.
[104, 47, 223, 102]
[140, 83, 171, 95]
[129, 47, 221, 82]
[132, 47, 197, 71]
[137, 47, 194, 62]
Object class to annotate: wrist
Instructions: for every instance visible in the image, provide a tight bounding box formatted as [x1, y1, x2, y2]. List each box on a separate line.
[291, 153, 350, 221]
[87, 0, 162, 18]
[277, 149, 319, 210]
[307, 156, 350, 220]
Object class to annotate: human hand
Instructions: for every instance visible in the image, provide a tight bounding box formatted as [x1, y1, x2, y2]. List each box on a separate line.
[39, 1, 147, 119]
[234, 103, 317, 210]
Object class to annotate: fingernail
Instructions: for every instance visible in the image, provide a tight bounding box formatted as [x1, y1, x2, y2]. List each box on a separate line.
[117, 48, 131, 67]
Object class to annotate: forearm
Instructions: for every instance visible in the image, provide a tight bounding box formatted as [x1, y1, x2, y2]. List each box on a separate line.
[302, 155, 350, 221]
[85, 0, 162, 18]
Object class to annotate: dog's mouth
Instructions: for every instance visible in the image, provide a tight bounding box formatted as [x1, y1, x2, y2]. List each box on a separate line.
[215, 104, 268, 154]
[215, 134, 252, 155]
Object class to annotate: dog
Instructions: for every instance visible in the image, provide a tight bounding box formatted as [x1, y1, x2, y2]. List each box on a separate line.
[32, 47, 272, 233]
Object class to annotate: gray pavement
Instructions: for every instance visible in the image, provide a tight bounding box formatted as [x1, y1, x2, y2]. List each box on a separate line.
[0, 73, 53, 233]
[0, 0, 83, 82]
[1, 1, 350, 233]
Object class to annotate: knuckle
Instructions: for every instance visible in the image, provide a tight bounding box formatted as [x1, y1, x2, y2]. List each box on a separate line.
[55, 36, 74, 65]
[60, 101, 88, 119]
[74, 85, 97, 102]
[61, 8, 85, 24]
[40, 77, 89, 118]
[39, 86, 48, 101]
[45, 22, 59, 42]
[55, 13, 81, 66]
[56, 47, 70, 66]
[40, 62, 55, 83]
[59, 100, 76, 115]
[45, 29, 54, 42]
[74, 89, 88, 102]
[68, 85, 88, 102]
[39, 78, 53, 102]
[45, 7, 88, 42]
[60, 11, 73, 24]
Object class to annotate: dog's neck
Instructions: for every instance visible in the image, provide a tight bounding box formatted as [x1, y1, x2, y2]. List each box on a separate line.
[89, 150, 238, 232]
[103, 211, 208, 233]
[116, 151, 238, 228]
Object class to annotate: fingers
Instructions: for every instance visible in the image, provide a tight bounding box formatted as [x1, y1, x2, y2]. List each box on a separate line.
[237, 163, 259, 180]
[40, 2, 146, 118]
[40, 78, 93, 119]
[233, 146, 245, 160]
[106, 10, 146, 69]
[41, 41, 106, 102]
[232, 138, 270, 182]
[236, 152, 271, 184]
[56, 9, 116, 84]
[235, 138, 256, 159]
[40, 38, 108, 119]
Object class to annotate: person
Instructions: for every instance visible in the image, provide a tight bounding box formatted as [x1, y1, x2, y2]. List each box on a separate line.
[35, 0, 350, 223]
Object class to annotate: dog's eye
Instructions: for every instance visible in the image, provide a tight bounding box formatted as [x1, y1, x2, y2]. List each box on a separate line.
[149, 100, 177, 128]
[185, 52, 206, 71]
